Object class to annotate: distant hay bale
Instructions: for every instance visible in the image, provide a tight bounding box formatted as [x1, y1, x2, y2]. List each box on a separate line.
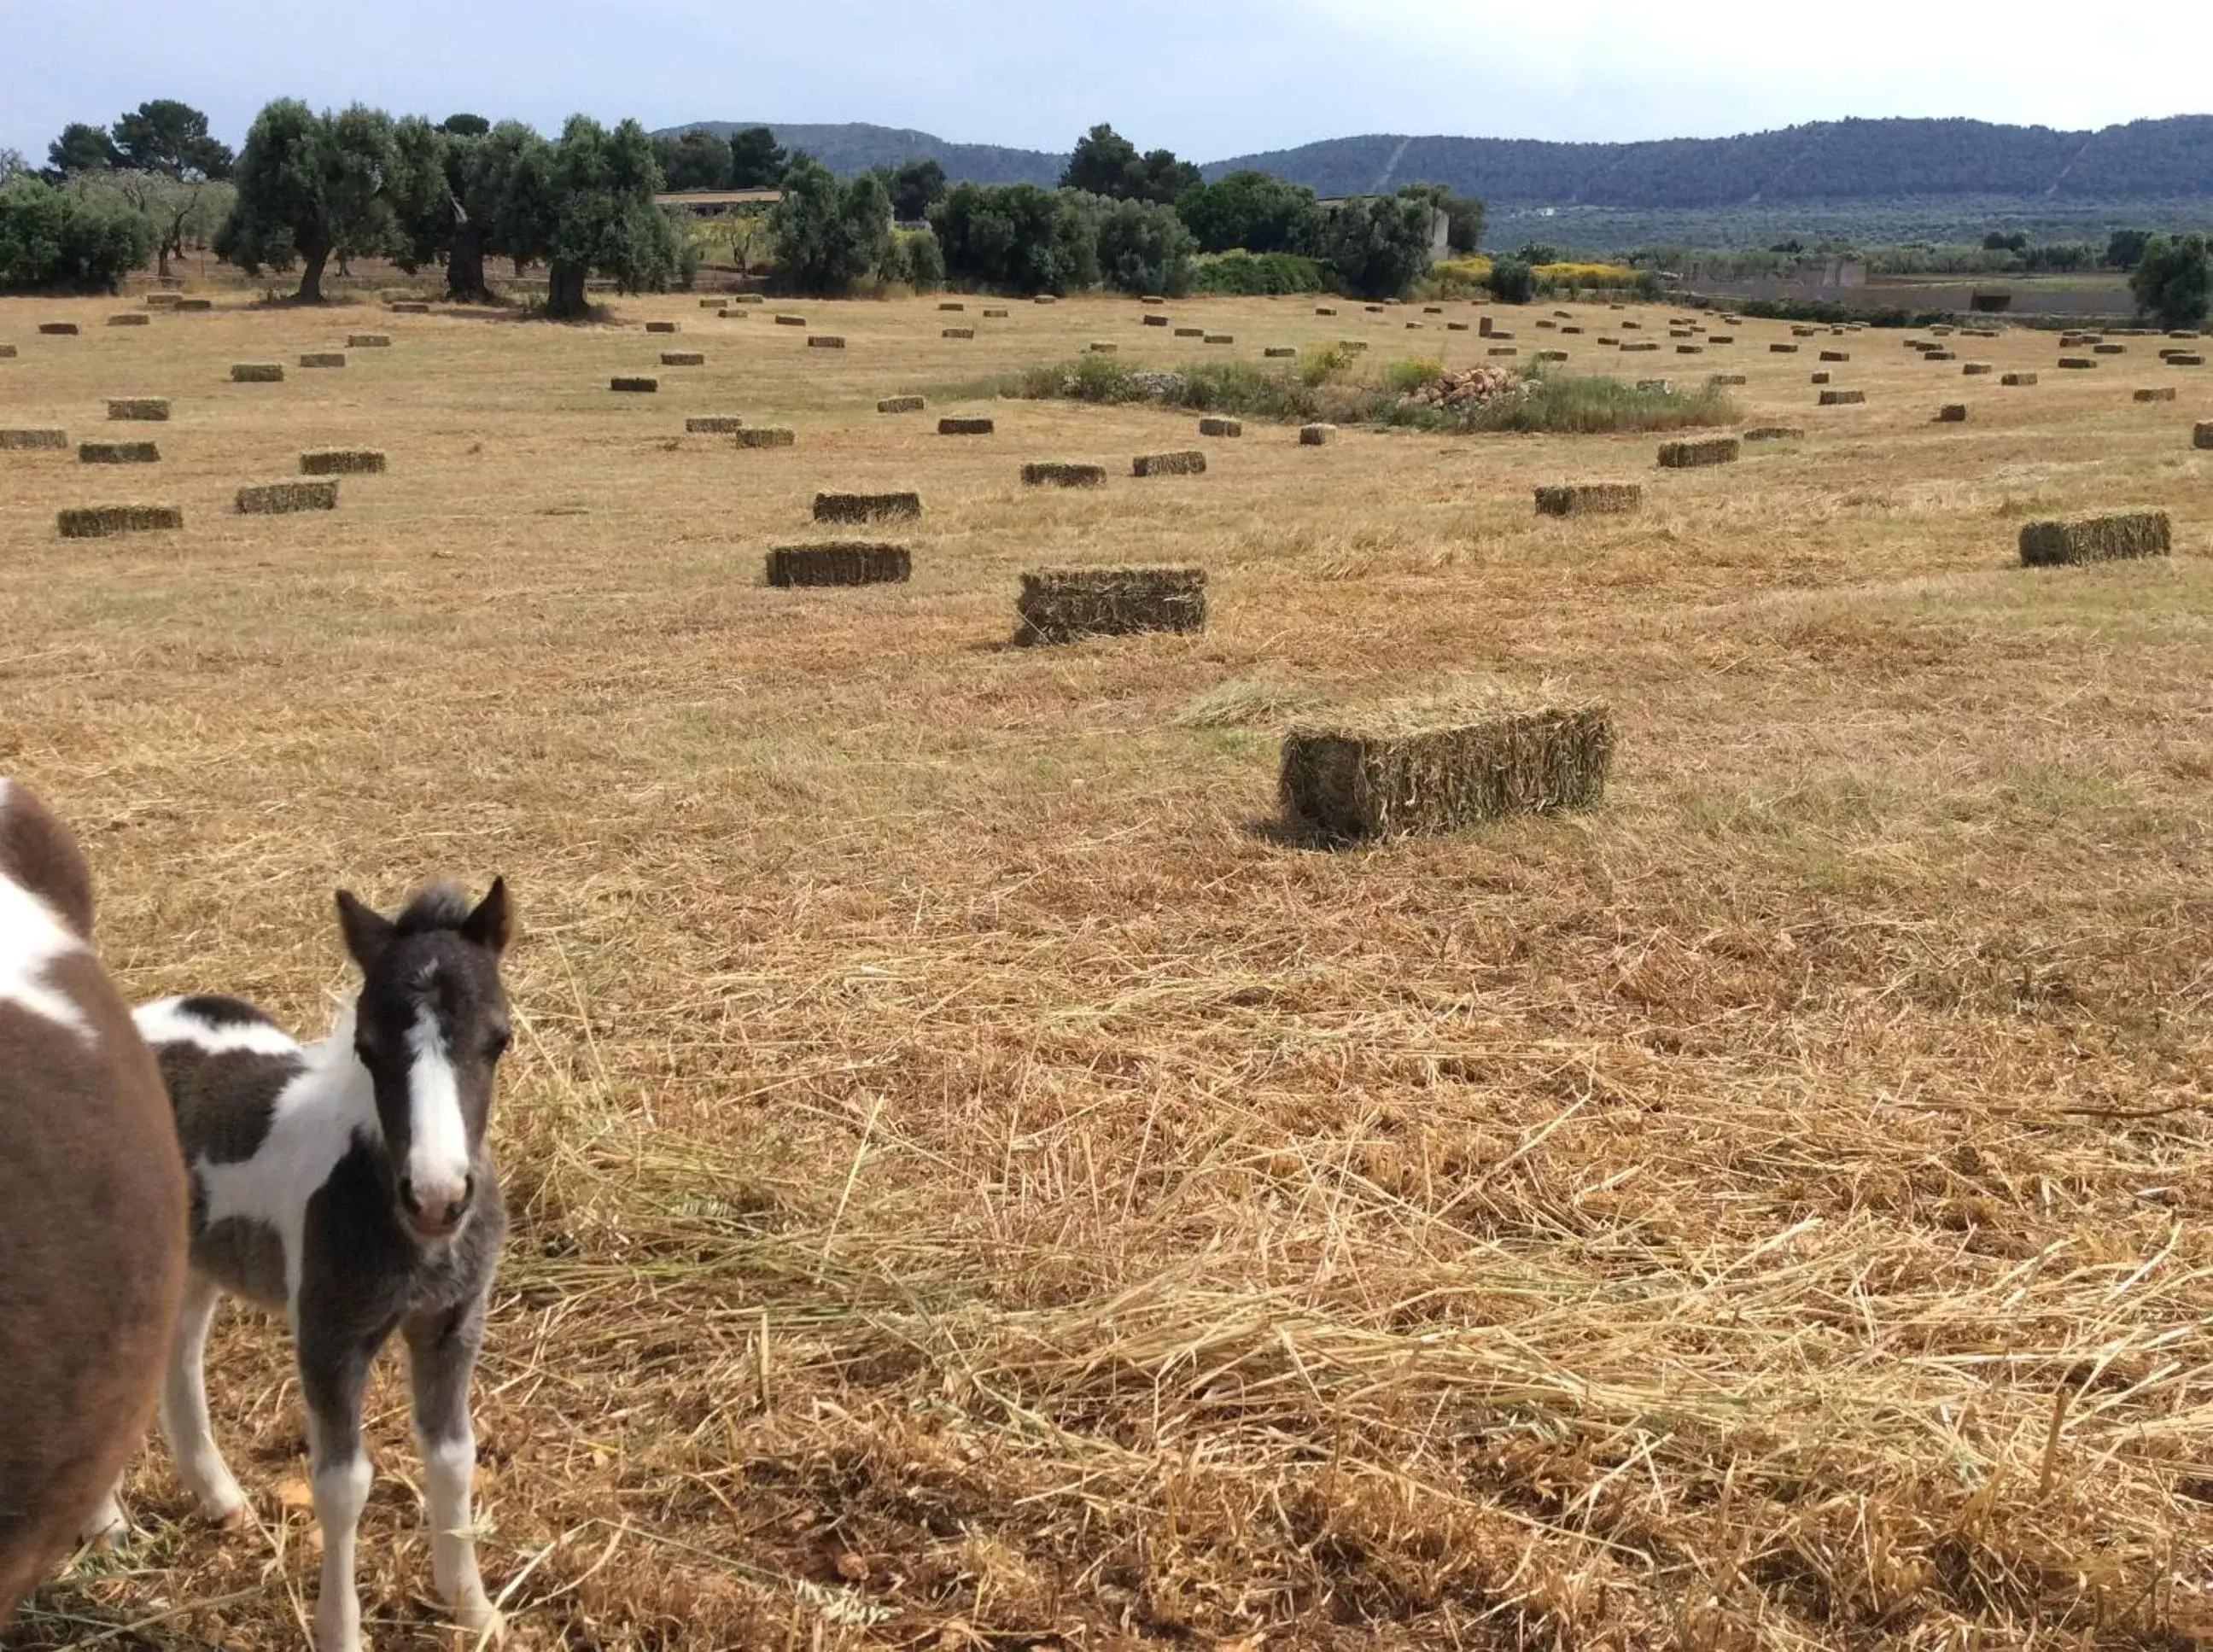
[1033, 295, 1058, 305]
[1534, 482, 1641, 517]
[1020, 462, 1106, 487]
[1812, 371, 1831, 384]
[645, 320, 679, 334]
[1199, 417, 1242, 437]
[660, 351, 705, 366]
[2001, 372, 2039, 386]
[106, 398, 169, 421]
[1743, 426, 1805, 441]
[1962, 361, 1993, 375]
[700, 297, 729, 308]
[807, 336, 846, 349]
[1709, 373, 1748, 385]
[0, 428, 67, 450]
[1173, 328, 1203, 339]
[1406, 322, 1424, 330]
[1142, 314, 1169, 328]
[940, 301, 966, 312]
[1936, 404, 1969, 422]
[2167, 353, 2204, 366]
[774, 314, 806, 327]
[298, 352, 346, 369]
[1264, 346, 1297, 358]
[1819, 350, 1848, 361]
[878, 395, 925, 414]
[1819, 388, 1866, 406]
[610, 376, 658, 392]
[56, 504, 182, 538]
[1446, 321, 1469, 331]
[300, 447, 386, 475]
[1488, 346, 1520, 357]
[733, 295, 764, 305]
[1478, 318, 1494, 336]
[2018, 511, 2170, 567]
[1204, 334, 1235, 345]
[231, 362, 284, 382]
[1674, 344, 1702, 354]
[1702, 331, 1726, 342]
[685, 415, 746, 433]
[347, 334, 391, 348]
[1299, 423, 1336, 446]
[938, 417, 995, 435]
[2058, 358, 2096, 370]
[107, 313, 149, 327]
[2093, 343, 2126, 355]
[0, 344, 14, 358]
[78, 441, 158, 464]
[145, 293, 183, 309]
[764, 542, 910, 587]
[1538, 349, 1570, 361]
[1338, 340, 1369, 352]
[1769, 342, 1799, 353]
[1315, 306, 1338, 316]
[1658, 436, 1739, 468]
[982, 307, 1009, 318]
[38, 322, 80, 336]
[1089, 341, 1120, 353]
[1791, 325, 1818, 336]
[2194, 421, 2213, 449]
[175, 297, 212, 312]
[734, 427, 796, 447]
[1280, 703, 1615, 844]
[715, 309, 747, 321]
[943, 326, 977, 338]
[1489, 329, 1516, 341]
[236, 479, 337, 514]
[1423, 305, 1444, 315]
[1132, 450, 1206, 477]
[1015, 566, 1206, 645]
[2134, 387, 2176, 402]
[1364, 304, 1385, 313]
[388, 301, 429, 313]
[815, 490, 920, 522]
[1924, 350, 1957, 362]
[1619, 341, 1659, 352]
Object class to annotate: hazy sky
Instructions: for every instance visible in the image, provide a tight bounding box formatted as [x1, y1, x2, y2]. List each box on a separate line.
[8, 0, 2210, 161]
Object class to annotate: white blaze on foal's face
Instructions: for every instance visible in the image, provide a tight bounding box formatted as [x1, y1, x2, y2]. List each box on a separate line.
[402, 1006, 473, 1238]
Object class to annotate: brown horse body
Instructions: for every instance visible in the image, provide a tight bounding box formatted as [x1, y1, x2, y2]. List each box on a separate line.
[0, 779, 187, 1623]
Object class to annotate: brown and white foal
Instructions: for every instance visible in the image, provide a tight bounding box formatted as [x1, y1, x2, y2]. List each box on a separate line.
[0, 779, 188, 1624]
[105, 881, 515, 1652]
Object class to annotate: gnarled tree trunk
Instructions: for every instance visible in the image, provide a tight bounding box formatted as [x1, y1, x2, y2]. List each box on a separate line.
[546, 260, 587, 319]
[446, 219, 489, 303]
[295, 242, 330, 304]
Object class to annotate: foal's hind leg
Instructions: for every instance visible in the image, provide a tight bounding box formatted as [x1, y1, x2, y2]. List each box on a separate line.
[160, 1272, 246, 1522]
[403, 1301, 502, 1639]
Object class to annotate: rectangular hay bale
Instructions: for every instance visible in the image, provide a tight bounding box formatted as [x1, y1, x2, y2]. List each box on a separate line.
[1133, 450, 1206, 477]
[815, 490, 920, 522]
[1020, 462, 1106, 487]
[38, 323, 80, 336]
[108, 313, 149, 327]
[2134, 387, 2176, 402]
[938, 417, 995, 435]
[807, 336, 846, 349]
[2001, 372, 2038, 386]
[685, 415, 746, 433]
[1015, 566, 1206, 645]
[299, 353, 346, 368]
[56, 504, 182, 537]
[610, 377, 658, 392]
[1199, 417, 1242, 437]
[1819, 388, 1866, 406]
[1657, 436, 1739, 468]
[106, 398, 170, 421]
[735, 427, 796, 447]
[78, 441, 158, 464]
[645, 321, 679, 333]
[661, 351, 705, 366]
[1280, 703, 1615, 843]
[231, 363, 284, 382]
[1534, 482, 1642, 517]
[2018, 511, 2170, 567]
[765, 542, 910, 587]
[1, 428, 69, 449]
[878, 396, 925, 414]
[299, 448, 386, 475]
[236, 480, 338, 514]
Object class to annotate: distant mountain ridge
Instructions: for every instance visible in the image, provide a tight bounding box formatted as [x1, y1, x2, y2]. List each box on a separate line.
[659, 115, 2213, 207]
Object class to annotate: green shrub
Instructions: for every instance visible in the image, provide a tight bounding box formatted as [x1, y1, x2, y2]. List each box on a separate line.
[1382, 357, 1443, 395]
[0, 176, 149, 290]
[1190, 250, 1329, 295]
[1319, 195, 1433, 299]
[930, 182, 1101, 295]
[1486, 255, 1534, 304]
[1463, 370, 1736, 435]
[770, 159, 893, 295]
[1095, 196, 1195, 296]
[896, 226, 944, 291]
[2129, 233, 2210, 330]
[1175, 170, 1322, 254]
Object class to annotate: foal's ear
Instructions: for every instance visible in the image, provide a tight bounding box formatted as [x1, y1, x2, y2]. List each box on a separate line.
[335, 889, 396, 973]
[461, 877, 512, 954]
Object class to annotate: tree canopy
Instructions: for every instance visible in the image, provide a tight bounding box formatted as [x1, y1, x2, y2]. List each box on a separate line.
[887, 157, 947, 223]
[1062, 125, 1200, 207]
[2130, 233, 2210, 329]
[215, 100, 399, 302]
[728, 126, 788, 189]
[768, 159, 893, 295]
[541, 115, 680, 318]
[47, 122, 120, 177]
[931, 183, 1101, 295]
[112, 100, 234, 180]
[1175, 170, 1322, 255]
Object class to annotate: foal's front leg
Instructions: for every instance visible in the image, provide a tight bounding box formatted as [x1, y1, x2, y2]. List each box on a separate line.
[299, 1323, 386, 1652]
[404, 1302, 501, 1638]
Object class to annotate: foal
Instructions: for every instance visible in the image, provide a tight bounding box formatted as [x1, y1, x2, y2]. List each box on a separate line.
[118, 881, 515, 1652]
[0, 778, 188, 1624]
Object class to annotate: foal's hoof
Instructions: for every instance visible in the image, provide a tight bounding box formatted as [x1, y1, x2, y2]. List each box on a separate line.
[455, 1601, 506, 1644]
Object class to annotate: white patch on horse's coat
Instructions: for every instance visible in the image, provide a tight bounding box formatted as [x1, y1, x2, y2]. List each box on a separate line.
[186, 1007, 376, 1315]
[0, 871, 93, 1041]
[404, 1007, 471, 1213]
[134, 996, 302, 1058]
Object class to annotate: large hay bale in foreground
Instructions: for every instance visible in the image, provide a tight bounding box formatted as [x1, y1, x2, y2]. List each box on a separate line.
[660, 351, 705, 366]
[347, 334, 391, 348]
[734, 427, 796, 448]
[231, 362, 284, 382]
[765, 542, 911, 587]
[1133, 450, 1206, 477]
[38, 322, 80, 336]
[685, 415, 745, 433]
[2018, 511, 2170, 567]
[879, 395, 925, 414]
[610, 376, 658, 393]
[78, 441, 158, 464]
[1281, 703, 1615, 843]
[1199, 417, 1242, 437]
[236, 480, 338, 514]
[56, 504, 182, 537]
[1, 428, 68, 449]
[300, 447, 386, 475]
[1819, 388, 1866, 406]
[939, 417, 995, 435]
[1657, 436, 1739, 468]
[106, 398, 169, 421]
[815, 490, 920, 522]
[1535, 482, 1641, 517]
[1021, 462, 1106, 487]
[1015, 566, 1206, 645]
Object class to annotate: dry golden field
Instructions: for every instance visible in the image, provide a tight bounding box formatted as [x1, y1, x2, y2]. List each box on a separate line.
[2, 285, 2210, 1651]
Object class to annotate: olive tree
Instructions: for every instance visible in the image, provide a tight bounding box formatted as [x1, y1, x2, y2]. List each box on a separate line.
[216, 100, 399, 302]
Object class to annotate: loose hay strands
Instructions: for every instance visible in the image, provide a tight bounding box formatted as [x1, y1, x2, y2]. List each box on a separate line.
[1132, 450, 1206, 478]
[106, 397, 170, 421]
[231, 362, 284, 382]
[734, 428, 796, 448]
[1, 428, 69, 449]
[78, 441, 159, 464]
[814, 490, 920, 522]
[1281, 698, 1616, 843]
[2018, 511, 2171, 567]
[55, 503, 181, 536]
[299, 448, 387, 476]
[878, 396, 925, 414]
[1534, 482, 1641, 517]
[937, 417, 995, 436]
[1658, 435, 1739, 468]
[235, 479, 338, 515]
[763, 542, 911, 587]
[1014, 566, 1207, 645]
[684, 416, 745, 434]
[1020, 462, 1106, 487]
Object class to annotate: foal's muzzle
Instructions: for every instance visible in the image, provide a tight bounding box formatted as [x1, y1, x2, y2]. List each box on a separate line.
[400, 1173, 475, 1240]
